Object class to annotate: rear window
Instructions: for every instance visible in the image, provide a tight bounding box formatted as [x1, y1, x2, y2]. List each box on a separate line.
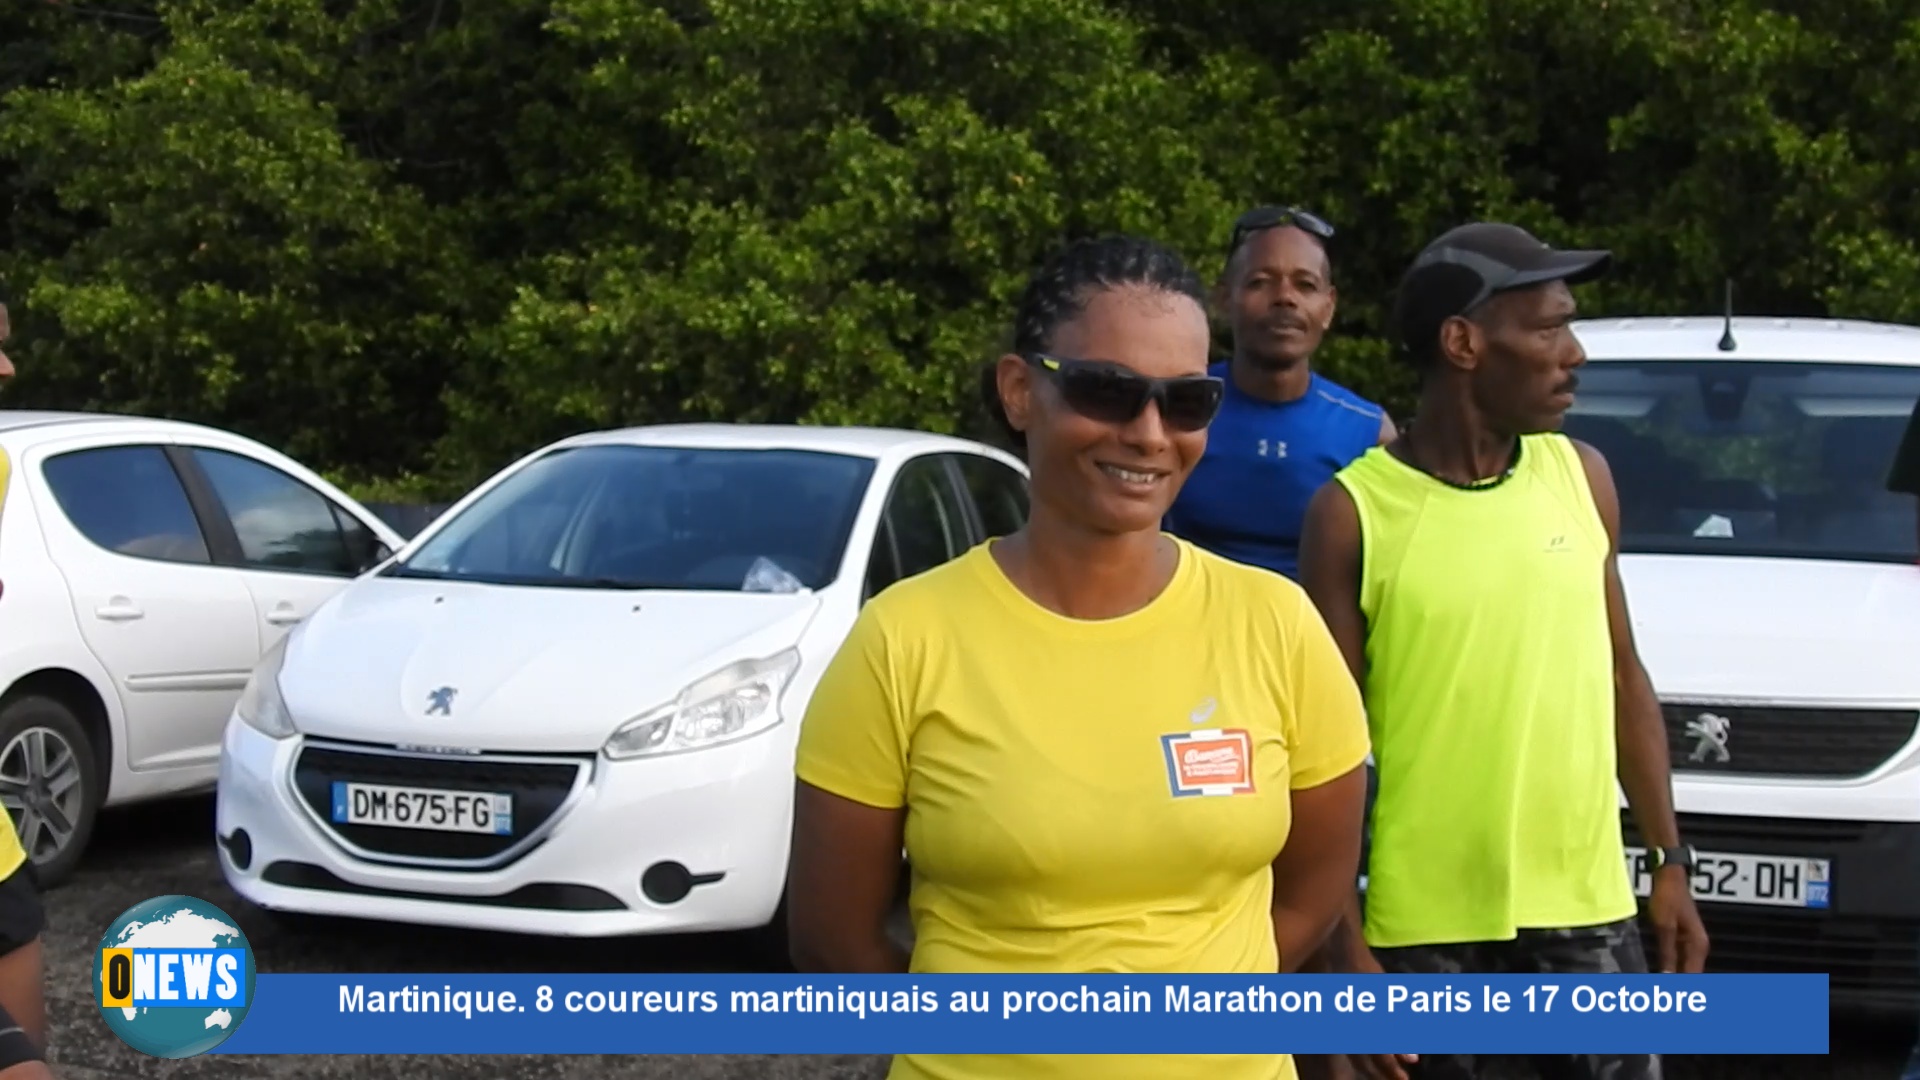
[40, 446, 212, 564]
[1562, 359, 1920, 563]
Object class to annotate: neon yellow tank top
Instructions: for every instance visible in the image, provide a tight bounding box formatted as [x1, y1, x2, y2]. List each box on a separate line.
[0, 448, 30, 880]
[1334, 432, 1636, 948]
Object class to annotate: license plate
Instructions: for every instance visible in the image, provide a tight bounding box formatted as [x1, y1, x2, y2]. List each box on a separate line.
[329, 782, 513, 835]
[1624, 846, 1830, 909]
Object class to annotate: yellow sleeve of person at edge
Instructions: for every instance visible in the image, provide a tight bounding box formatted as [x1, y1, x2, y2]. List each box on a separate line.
[794, 539, 1372, 1080]
[0, 448, 30, 881]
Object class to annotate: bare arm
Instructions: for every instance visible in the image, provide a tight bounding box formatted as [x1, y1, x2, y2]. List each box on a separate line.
[0, 938, 43, 1054]
[1270, 518, 1371, 970]
[1377, 413, 1398, 446]
[787, 782, 910, 973]
[1298, 480, 1419, 1079]
[1270, 764, 1368, 971]
[0, 933, 49, 1079]
[1572, 441, 1676, 849]
[1299, 483, 1369, 680]
[1573, 439, 1708, 973]
[1296, 480, 1372, 968]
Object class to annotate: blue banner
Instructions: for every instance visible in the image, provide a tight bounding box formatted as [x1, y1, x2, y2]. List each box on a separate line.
[205, 974, 1828, 1055]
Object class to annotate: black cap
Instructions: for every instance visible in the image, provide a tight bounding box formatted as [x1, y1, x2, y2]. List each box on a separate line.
[1390, 222, 1610, 361]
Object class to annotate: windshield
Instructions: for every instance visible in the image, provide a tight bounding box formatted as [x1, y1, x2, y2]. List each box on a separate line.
[390, 443, 876, 591]
[1561, 360, 1920, 563]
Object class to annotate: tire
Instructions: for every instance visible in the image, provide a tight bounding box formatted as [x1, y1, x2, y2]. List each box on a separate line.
[0, 694, 101, 889]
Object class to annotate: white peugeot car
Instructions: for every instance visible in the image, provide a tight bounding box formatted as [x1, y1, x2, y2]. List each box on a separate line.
[0, 410, 405, 886]
[1562, 316, 1920, 1015]
[214, 423, 1029, 941]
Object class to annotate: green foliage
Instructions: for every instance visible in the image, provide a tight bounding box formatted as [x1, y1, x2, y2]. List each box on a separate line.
[2, 0, 1918, 498]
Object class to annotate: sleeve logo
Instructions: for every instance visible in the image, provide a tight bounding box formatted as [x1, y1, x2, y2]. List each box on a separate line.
[1161, 728, 1254, 797]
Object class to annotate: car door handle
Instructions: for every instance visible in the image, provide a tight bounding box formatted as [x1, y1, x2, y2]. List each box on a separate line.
[265, 607, 302, 626]
[95, 600, 144, 621]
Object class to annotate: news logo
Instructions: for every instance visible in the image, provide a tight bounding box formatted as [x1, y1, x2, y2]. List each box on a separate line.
[92, 894, 256, 1059]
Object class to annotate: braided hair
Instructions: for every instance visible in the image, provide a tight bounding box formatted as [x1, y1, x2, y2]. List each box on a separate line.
[981, 234, 1208, 456]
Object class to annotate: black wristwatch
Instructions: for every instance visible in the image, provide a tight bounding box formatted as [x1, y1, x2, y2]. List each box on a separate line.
[1649, 844, 1697, 873]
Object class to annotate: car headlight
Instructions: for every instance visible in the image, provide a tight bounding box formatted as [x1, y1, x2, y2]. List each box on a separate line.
[603, 648, 802, 760]
[235, 635, 297, 740]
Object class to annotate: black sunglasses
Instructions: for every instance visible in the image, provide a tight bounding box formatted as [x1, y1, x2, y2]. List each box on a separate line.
[1023, 353, 1225, 432]
[1229, 205, 1336, 255]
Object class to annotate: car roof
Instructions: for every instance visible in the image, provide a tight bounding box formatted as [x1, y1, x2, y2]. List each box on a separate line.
[0, 409, 250, 446]
[0, 409, 144, 434]
[553, 422, 1011, 460]
[1573, 316, 1920, 366]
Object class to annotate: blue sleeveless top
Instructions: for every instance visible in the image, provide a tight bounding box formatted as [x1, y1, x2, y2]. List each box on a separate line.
[1164, 363, 1386, 580]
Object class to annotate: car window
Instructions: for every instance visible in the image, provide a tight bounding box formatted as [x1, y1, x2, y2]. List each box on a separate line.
[865, 515, 900, 600]
[956, 454, 1029, 538]
[868, 456, 971, 595]
[331, 502, 388, 571]
[41, 446, 212, 564]
[393, 444, 876, 592]
[1561, 359, 1920, 562]
[191, 448, 356, 575]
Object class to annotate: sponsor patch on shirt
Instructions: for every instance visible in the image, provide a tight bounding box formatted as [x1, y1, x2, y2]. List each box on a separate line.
[1161, 728, 1254, 797]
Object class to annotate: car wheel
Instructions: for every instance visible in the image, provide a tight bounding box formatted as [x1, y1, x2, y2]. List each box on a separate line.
[0, 694, 100, 889]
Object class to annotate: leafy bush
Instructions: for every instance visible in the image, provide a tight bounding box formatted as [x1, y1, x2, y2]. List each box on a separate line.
[3, 1, 1916, 497]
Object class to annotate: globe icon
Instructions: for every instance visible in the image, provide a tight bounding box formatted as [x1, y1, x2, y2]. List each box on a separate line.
[92, 894, 256, 1058]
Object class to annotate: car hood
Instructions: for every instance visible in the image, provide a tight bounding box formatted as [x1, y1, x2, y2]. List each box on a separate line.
[278, 577, 823, 752]
[1620, 553, 1920, 705]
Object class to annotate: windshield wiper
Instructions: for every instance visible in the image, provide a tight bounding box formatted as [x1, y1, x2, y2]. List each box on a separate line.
[382, 565, 460, 580]
[551, 577, 680, 590]
[380, 566, 685, 590]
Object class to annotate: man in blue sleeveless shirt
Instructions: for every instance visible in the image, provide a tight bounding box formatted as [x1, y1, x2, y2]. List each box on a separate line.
[1167, 208, 1394, 1080]
[1164, 205, 1395, 580]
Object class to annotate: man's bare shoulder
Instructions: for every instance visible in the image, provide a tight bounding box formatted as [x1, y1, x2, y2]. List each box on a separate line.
[1302, 474, 1363, 543]
[1565, 434, 1610, 471]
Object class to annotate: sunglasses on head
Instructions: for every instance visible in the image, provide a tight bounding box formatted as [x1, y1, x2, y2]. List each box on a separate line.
[1023, 353, 1225, 432]
[1229, 205, 1336, 255]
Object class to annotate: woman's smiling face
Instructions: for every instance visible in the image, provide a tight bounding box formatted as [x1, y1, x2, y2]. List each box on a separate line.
[1002, 284, 1215, 535]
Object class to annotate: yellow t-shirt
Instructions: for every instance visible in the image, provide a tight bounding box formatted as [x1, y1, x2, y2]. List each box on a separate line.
[0, 447, 30, 880]
[794, 536, 1372, 1080]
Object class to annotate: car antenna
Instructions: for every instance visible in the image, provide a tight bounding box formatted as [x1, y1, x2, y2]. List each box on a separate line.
[1716, 279, 1737, 351]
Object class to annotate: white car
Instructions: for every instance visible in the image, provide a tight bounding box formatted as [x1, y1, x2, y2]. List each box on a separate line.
[0, 410, 406, 886]
[214, 423, 1030, 941]
[1562, 316, 1920, 1016]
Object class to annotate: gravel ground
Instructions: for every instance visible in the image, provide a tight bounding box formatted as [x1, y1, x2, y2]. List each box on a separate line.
[40, 795, 1916, 1079]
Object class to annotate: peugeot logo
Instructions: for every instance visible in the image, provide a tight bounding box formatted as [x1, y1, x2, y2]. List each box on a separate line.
[426, 687, 457, 717]
[1685, 711, 1731, 764]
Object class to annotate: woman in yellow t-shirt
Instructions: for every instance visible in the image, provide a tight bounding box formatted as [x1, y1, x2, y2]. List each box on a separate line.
[0, 296, 57, 1080]
[787, 235, 1373, 1080]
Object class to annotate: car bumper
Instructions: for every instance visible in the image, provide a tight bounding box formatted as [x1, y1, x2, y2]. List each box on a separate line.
[1623, 808, 1920, 1018]
[214, 716, 792, 938]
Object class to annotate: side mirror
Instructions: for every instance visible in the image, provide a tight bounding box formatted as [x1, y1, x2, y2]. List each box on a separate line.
[359, 542, 394, 574]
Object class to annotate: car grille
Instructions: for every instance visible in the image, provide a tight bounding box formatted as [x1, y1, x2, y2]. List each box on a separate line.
[1622, 812, 1920, 1007]
[1660, 702, 1918, 779]
[292, 743, 590, 866]
[1639, 908, 1920, 1002]
[1626, 811, 1875, 850]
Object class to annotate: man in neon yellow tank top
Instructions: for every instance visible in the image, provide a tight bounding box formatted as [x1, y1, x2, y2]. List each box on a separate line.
[0, 296, 58, 1080]
[1297, 224, 1710, 1080]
